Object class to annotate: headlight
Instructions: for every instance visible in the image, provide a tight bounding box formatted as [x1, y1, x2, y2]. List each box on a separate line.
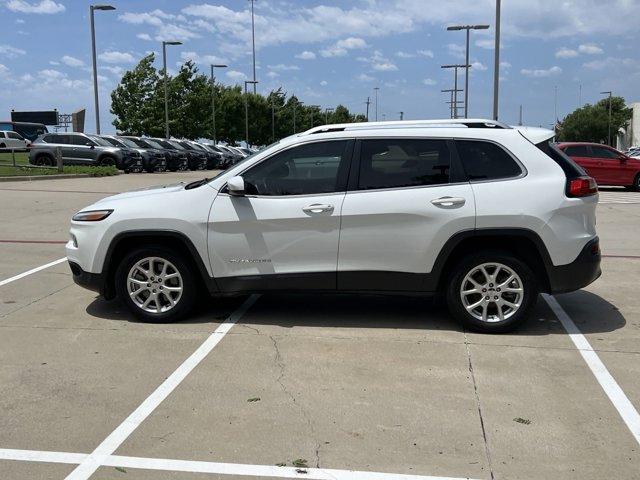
[72, 210, 113, 222]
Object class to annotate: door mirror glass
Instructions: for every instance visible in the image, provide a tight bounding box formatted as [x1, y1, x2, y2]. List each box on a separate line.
[227, 176, 245, 195]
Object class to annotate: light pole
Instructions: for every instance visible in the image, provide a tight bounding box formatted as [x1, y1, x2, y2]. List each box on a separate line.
[210, 64, 227, 144]
[89, 4, 115, 134]
[325, 107, 334, 124]
[493, 0, 501, 120]
[162, 40, 182, 139]
[601, 91, 613, 146]
[248, 0, 257, 94]
[441, 88, 463, 119]
[446, 24, 489, 118]
[374, 87, 380, 121]
[244, 80, 258, 146]
[442, 65, 469, 119]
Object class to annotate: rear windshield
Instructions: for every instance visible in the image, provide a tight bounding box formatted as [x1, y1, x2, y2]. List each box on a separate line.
[537, 140, 586, 178]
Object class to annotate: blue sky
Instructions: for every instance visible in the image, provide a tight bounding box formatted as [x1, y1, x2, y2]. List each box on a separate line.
[1, 0, 639, 134]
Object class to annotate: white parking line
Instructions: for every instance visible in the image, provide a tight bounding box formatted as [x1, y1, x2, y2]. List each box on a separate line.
[0, 448, 480, 480]
[64, 294, 261, 480]
[542, 294, 640, 446]
[0, 257, 66, 287]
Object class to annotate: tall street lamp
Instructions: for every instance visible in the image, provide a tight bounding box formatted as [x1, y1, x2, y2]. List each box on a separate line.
[162, 40, 182, 139]
[244, 80, 258, 146]
[601, 91, 613, 146]
[374, 87, 380, 121]
[446, 24, 489, 118]
[248, 0, 257, 94]
[89, 4, 115, 134]
[442, 64, 470, 119]
[493, 0, 502, 120]
[210, 64, 227, 144]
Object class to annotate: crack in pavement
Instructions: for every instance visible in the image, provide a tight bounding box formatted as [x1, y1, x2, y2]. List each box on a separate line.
[464, 331, 495, 480]
[270, 334, 322, 468]
[0, 283, 74, 319]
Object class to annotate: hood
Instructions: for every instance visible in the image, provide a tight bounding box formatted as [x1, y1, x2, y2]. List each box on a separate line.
[93, 182, 188, 205]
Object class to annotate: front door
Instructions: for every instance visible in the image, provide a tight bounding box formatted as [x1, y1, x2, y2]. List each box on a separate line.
[590, 145, 633, 186]
[208, 139, 353, 292]
[338, 137, 475, 292]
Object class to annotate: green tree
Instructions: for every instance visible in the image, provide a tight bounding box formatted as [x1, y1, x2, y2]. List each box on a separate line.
[557, 96, 632, 144]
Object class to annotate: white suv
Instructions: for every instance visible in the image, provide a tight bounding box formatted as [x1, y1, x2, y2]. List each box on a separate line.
[66, 119, 601, 333]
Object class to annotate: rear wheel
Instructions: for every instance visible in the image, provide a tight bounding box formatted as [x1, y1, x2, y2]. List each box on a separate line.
[36, 153, 55, 166]
[100, 156, 115, 167]
[114, 247, 198, 323]
[632, 173, 640, 192]
[446, 251, 538, 333]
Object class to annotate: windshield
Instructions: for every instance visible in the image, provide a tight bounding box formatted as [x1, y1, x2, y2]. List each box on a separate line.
[178, 141, 195, 150]
[101, 137, 123, 147]
[88, 135, 114, 147]
[168, 140, 185, 150]
[144, 139, 163, 149]
[116, 137, 141, 149]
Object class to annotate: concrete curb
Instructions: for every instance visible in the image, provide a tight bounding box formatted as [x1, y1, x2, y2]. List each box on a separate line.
[0, 173, 119, 183]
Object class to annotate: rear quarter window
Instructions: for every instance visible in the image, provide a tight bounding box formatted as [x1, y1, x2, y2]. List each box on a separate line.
[455, 140, 522, 181]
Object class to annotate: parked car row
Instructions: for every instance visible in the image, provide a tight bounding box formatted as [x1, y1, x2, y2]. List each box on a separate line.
[557, 141, 640, 191]
[28, 132, 256, 173]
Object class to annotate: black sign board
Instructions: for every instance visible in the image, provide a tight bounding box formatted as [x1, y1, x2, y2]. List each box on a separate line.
[11, 110, 59, 125]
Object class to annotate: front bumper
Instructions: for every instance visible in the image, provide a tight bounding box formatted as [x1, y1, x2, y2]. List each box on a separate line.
[547, 237, 601, 294]
[69, 261, 106, 296]
[121, 156, 143, 172]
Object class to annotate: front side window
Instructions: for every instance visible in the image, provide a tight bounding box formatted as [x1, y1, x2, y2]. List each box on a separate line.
[564, 145, 590, 157]
[358, 139, 451, 190]
[8, 132, 23, 140]
[591, 146, 620, 160]
[456, 140, 521, 181]
[243, 140, 349, 196]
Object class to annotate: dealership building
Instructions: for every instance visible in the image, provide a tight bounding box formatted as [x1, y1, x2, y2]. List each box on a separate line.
[618, 102, 640, 150]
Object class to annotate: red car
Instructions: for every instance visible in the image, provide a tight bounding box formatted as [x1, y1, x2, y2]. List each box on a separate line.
[557, 142, 640, 191]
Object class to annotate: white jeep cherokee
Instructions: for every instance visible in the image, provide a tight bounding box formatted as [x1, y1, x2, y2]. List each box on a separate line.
[66, 119, 601, 333]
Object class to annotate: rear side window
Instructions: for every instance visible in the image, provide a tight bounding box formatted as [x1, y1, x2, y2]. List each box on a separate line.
[564, 145, 590, 157]
[537, 141, 586, 179]
[591, 146, 620, 160]
[7, 132, 22, 139]
[358, 139, 451, 190]
[456, 140, 521, 181]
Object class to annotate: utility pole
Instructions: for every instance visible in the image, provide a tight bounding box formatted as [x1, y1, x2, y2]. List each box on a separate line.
[210, 64, 227, 144]
[493, 0, 502, 120]
[579, 84, 582, 108]
[244, 80, 258, 146]
[162, 40, 182, 139]
[446, 24, 489, 118]
[441, 88, 462, 119]
[365, 97, 371, 121]
[519, 105, 523, 126]
[89, 4, 115, 134]
[292, 99, 304, 134]
[374, 87, 380, 121]
[271, 99, 275, 142]
[399, 111, 404, 120]
[325, 107, 334, 124]
[601, 91, 613, 146]
[442, 65, 469, 119]
[248, 0, 257, 93]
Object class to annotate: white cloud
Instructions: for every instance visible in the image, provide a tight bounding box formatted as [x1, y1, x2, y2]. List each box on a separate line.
[266, 71, 279, 79]
[38, 68, 65, 80]
[447, 43, 465, 58]
[0, 64, 9, 76]
[137, 33, 152, 41]
[20, 73, 33, 81]
[320, 37, 368, 57]
[500, 61, 512, 69]
[0, 44, 26, 58]
[5, 0, 65, 14]
[119, 10, 199, 42]
[396, 51, 415, 58]
[578, 43, 603, 55]
[556, 47, 578, 59]
[422, 78, 437, 86]
[520, 66, 562, 78]
[98, 51, 135, 64]
[583, 57, 635, 70]
[295, 51, 316, 60]
[372, 61, 398, 72]
[226, 70, 247, 81]
[268, 64, 300, 72]
[179, 51, 227, 65]
[15, 18, 25, 23]
[320, 80, 328, 86]
[61, 55, 84, 68]
[417, 49, 434, 58]
[102, 66, 124, 77]
[471, 61, 487, 71]
[357, 73, 375, 82]
[475, 39, 494, 50]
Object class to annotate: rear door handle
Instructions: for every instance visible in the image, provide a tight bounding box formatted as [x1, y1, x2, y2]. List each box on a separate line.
[431, 196, 466, 208]
[302, 204, 334, 215]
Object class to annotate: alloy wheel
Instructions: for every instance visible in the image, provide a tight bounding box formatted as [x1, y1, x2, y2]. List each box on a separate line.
[127, 257, 183, 314]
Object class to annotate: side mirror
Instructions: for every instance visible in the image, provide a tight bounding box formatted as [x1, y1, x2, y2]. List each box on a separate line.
[227, 176, 245, 196]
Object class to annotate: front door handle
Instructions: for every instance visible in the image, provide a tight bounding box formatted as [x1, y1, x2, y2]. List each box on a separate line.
[302, 204, 334, 215]
[431, 196, 466, 208]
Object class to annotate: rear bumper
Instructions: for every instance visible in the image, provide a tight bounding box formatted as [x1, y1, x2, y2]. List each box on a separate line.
[547, 237, 601, 294]
[69, 261, 107, 296]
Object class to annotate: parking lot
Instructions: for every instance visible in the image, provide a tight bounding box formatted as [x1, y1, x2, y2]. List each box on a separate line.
[0, 173, 639, 480]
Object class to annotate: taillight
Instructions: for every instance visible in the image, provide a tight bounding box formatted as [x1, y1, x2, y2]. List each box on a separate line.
[567, 176, 598, 197]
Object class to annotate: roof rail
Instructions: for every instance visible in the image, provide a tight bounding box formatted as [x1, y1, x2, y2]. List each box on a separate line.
[302, 118, 511, 136]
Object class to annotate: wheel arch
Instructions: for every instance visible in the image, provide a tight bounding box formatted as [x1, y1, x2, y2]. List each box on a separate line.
[102, 230, 217, 299]
[430, 228, 553, 294]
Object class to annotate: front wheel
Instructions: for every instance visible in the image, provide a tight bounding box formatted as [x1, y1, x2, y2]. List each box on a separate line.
[114, 247, 198, 323]
[446, 252, 538, 333]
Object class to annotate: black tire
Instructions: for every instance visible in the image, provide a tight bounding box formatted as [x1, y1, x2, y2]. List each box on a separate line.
[446, 251, 538, 333]
[114, 246, 198, 323]
[100, 156, 115, 167]
[36, 153, 55, 166]
[632, 173, 640, 192]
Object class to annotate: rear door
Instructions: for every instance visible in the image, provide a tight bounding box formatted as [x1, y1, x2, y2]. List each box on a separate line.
[208, 139, 353, 292]
[337, 137, 475, 292]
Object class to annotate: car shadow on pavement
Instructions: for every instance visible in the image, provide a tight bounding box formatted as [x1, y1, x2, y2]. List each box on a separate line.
[85, 290, 625, 335]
